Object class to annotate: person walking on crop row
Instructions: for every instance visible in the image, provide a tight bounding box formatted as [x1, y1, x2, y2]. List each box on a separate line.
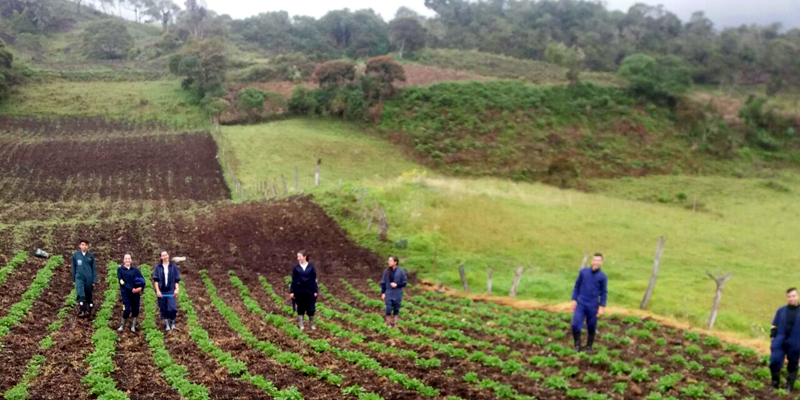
[770, 288, 800, 392]
[152, 250, 180, 332]
[72, 239, 97, 318]
[381, 256, 407, 328]
[290, 250, 318, 331]
[571, 252, 608, 354]
[117, 254, 145, 333]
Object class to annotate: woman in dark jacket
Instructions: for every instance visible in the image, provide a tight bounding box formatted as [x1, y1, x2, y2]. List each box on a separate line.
[289, 250, 318, 331]
[152, 250, 180, 332]
[117, 254, 145, 333]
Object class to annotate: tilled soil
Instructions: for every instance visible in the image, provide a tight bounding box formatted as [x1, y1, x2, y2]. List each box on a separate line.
[0, 132, 229, 202]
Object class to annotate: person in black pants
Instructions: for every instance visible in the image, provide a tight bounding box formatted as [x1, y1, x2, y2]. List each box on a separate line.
[117, 254, 145, 333]
[770, 287, 800, 392]
[289, 250, 318, 331]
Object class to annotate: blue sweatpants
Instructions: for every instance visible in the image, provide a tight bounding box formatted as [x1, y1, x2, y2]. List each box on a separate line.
[572, 302, 598, 334]
[121, 290, 141, 318]
[771, 343, 800, 374]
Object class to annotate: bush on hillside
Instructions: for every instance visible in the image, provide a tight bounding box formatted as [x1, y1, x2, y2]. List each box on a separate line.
[739, 97, 798, 152]
[169, 38, 227, 102]
[313, 60, 356, 88]
[81, 19, 134, 60]
[272, 53, 316, 81]
[617, 54, 692, 106]
[365, 56, 406, 100]
[0, 39, 15, 102]
[545, 42, 586, 85]
[288, 86, 318, 116]
[235, 88, 287, 122]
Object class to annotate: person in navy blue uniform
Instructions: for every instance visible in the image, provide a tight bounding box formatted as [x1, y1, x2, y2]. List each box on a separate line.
[72, 239, 97, 318]
[152, 250, 180, 332]
[117, 254, 145, 333]
[380, 256, 407, 328]
[289, 250, 318, 331]
[770, 288, 800, 392]
[570, 252, 608, 354]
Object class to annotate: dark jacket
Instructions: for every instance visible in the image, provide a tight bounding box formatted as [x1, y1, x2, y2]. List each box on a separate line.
[117, 265, 145, 293]
[380, 267, 407, 301]
[72, 251, 97, 284]
[290, 263, 318, 295]
[571, 267, 608, 307]
[772, 305, 800, 352]
[152, 262, 180, 295]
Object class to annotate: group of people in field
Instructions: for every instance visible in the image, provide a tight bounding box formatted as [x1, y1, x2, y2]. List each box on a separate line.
[70, 241, 795, 392]
[71, 242, 408, 334]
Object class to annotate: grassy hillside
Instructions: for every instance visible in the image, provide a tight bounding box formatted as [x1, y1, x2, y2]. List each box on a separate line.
[415, 48, 621, 86]
[220, 117, 798, 338]
[379, 80, 698, 185]
[0, 80, 209, 128]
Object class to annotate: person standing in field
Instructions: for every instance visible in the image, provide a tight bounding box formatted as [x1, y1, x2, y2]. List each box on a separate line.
[289, 250, 318, 331]
[152, 250, 180, 332]
[117, 254, 145, 333]
[570, 252, 608, 354]
[72, 239, 97, 318]
[380, 256, 407, 328]
[769, 288, 800, 392]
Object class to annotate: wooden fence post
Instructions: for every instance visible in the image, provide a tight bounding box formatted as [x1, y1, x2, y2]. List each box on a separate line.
[640, 236, 666, 310]
[706, 268, 732, 330]
[509, 267, 524, 297]
[487, 266, 493, 295]
[294, 166, 299, 192]
[366, 210, 375, 232]
[376, 203, 389, 241]
[459, 265, 469, 292]
[315, 159, 321, 187]
[580, 252, 589, 270]
[358, 188, 368, 204]
[281, 175, 288, 194]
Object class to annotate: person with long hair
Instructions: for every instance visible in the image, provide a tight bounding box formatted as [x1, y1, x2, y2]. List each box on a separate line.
[152, 250, 180, 332]
[117, 254, 145, 333]
[289, 250, 318, 331]
[380, 256, 407, 328]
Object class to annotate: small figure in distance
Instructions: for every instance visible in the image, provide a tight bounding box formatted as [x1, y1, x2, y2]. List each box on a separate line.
[152, 250, 180, 332]
[770, 287, 800, 392]
[570, 252, 608, 354]
[72, 239, 97, 318]
[380, 256, 407, 328]
[117, 254, 145, 333]
[289, 250, 318, 331]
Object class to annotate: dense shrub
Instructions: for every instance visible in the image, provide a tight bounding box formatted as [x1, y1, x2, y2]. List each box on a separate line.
[618, 54, 692, 106]
[365, 56, 406, 99]
[169, 38, 227, 102]
[313, 60, 356, 88]
[0, 39, 15, 101]
[81, 20, 134, 60]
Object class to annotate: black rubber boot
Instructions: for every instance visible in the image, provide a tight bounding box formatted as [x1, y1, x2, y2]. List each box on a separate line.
[117, 317, 126, 332]
[586, 331, 596, 354]
[309, 316, 316, 331]
[130, 317, 137, 333]
[772, 369, 782, 390]
[787, 370, 797, 392]
[572, 331, 581, 352]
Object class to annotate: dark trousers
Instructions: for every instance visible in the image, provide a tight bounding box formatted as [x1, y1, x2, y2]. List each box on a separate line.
[385, 298, 402, 316]
[121, 290, 141, 318]
[157, 295, 178, 320]
[295, 292, 316, 316]
[76, 277, 94, 306]
[771, 343, 800, 374]
[572, 301, 598, 334]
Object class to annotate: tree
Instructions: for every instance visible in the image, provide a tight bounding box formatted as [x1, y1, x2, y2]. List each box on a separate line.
[617, 53, 691, 105]
[170, 38, 227, 101]
[388, 17, 426, 59]
[81, 19, 134, 60]
[126, 0, 147, 23]
[145, 0, 180, 31]
[0, 39, 15, 102]
[312, 60, 356, 88]
[544, 42, 586, 85]
[365, 56, 406, 99]
[318, 9, 389, 58]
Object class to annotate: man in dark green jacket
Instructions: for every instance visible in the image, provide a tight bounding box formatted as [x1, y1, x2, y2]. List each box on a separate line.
[72, 239, 97, 318]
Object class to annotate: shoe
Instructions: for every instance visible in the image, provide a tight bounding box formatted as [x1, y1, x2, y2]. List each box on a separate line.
[311, 324, 316, 331]
[117, 317, 126, 332]
[169, 319, 176, 330]
[787, 370, 797, 392]
[164, 319, 171, 332]
[585, 347, 594, 355]
[130, 317, 137, 333]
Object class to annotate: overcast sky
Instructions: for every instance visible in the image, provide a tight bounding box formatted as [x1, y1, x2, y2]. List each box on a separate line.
[203, 0, 800, 29]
